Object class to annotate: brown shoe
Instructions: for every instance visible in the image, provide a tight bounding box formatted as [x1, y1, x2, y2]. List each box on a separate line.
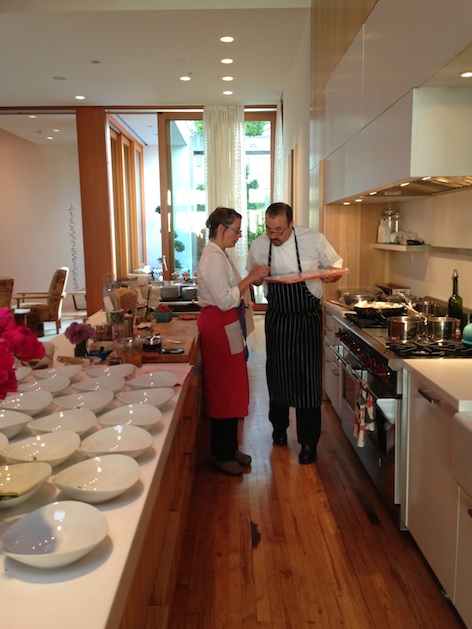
[235, 450, 252, 466]
[211, 457, 243, 476]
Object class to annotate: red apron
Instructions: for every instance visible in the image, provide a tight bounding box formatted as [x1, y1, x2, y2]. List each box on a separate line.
[197, 305, 249, 419]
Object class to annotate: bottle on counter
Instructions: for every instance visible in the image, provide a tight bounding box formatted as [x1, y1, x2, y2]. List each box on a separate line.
[448, 268, 463, 326]
[124, 309, 134, 337]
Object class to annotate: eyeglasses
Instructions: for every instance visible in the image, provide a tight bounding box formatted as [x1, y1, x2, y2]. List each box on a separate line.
[265, 224, 290, 236]
[226, 226, 242, 235]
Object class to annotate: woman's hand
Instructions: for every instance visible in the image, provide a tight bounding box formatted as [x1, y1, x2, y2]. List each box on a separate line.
[249, 264, 270, 286]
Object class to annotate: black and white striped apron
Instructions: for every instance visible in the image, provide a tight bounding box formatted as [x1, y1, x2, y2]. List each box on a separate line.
[265, 229, 323, 409]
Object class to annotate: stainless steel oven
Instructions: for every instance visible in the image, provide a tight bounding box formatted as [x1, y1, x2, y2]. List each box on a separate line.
[331, 327, 402, 523]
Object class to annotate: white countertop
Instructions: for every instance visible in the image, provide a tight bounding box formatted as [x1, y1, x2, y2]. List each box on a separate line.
[0, 328, 193, 629]
[403, 359, 472, 412]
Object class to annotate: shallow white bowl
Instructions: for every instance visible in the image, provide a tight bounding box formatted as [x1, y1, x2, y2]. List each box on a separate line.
[34, 365, 83, 380]
[0, 462, 52, 509]
[27, 409, 97, 436]
[54, 390, 114, 413]
[53, 454, 140, 503]
[15, 366, 32, 383]
[0, 433, 8, 450]
[72, 375, 125, 393]
[98, 404, 162, 431]
[115, 387, 174, 408]
[127, 371, 178, 389]
[18, 376, 70, 397]
[0, 410, 31, 439]
[84, 363, 136, 379]
[0, 431, 80, 467]
[0, 500, 109, 569]
[80, 425, 153, 459]
[0, 390, 53, 416]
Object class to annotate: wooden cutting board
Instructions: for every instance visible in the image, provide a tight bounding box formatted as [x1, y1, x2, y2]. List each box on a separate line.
[141, 336, 195, 363]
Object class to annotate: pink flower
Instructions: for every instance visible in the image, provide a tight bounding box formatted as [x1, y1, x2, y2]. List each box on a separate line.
[64, 321, 96, 345]
[0, 307, 46, 400]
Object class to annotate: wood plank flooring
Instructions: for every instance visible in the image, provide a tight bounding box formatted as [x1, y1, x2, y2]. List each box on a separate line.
[169, 314, 465, 629]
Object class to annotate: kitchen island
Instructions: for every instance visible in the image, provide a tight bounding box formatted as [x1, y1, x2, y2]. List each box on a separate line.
[0, 315, 202, 629]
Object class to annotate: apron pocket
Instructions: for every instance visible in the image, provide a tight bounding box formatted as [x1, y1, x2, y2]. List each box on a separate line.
[224, 320, 244, 355]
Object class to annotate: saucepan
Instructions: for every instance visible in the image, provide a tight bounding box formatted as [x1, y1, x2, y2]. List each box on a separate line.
[387, 316, 426, 342]
[425, 317, 460, 341]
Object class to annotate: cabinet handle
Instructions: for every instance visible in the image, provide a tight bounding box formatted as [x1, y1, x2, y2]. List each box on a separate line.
[418, 388, 440, 404]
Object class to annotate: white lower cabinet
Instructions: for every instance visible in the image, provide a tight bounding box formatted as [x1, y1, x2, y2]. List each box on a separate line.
[455, 488, 472, 626]
[407, 374, 458, 599]
[323, 305, 341, 416]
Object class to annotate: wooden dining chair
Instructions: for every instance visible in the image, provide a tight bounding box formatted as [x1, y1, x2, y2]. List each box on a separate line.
[14, 267, 69, 334]
[0, 277, 14, 309]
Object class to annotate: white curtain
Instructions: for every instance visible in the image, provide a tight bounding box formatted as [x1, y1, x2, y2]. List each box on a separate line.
[203, 104, 247, 276]
[273, 99, 284, 203]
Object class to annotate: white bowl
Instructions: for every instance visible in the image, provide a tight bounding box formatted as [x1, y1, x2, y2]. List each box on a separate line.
[80, 425, 153, 459]
[0, 431, 80, 467]
[18, 376, 70, 397]
[15, 366, 32, 383]
[0, 433, 8, 450]
[84, 363, 136, 379]
[54, 390, 114, 413]
[53, 454, 140, 503]
[27, 409, 97, 436]
[0, 462, 52, 509]
[0, 500, 109, 569]
[0, 390, 53, 416]
[0, 410, 31, 438]
[98, 404, 162, 431]
[72, 375, 125, 393]
[34, 365, 83, 380]
[127, 371, 178, 389]
[115, 387, 174, 408]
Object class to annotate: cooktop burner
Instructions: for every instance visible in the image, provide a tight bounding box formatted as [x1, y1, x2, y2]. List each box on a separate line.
[345, 314, 387, 328]
[387, 340, 472, 358]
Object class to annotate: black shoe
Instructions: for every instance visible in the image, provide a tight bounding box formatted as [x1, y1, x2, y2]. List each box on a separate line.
[299, 444, 316, 465]
[272, 430, 287, 446]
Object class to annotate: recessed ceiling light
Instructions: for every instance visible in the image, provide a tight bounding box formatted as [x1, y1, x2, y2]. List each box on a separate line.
[180, 75, 191, 81]
[220, 36, 234, 43]
[222, 76, 233, 81]
[400, 182, 410, 187]
[460, 71, 472, 78]
[28, 115, 37, 119]
[355, 198, 363, 202]
[53, 129, 60, 133]
[221, 58, 233, 64]
[343, 202, 350, 205]
[369, 191, 378, 196]
[223, 91, 233, 95]
[47, 136, 54, 140]
[75, 95, 85, 100]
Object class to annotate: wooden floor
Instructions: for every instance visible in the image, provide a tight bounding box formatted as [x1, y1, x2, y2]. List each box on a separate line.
[169, 314, 465, 629]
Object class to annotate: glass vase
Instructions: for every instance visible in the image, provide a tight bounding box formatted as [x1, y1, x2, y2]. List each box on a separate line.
[74, 340, 88, 357]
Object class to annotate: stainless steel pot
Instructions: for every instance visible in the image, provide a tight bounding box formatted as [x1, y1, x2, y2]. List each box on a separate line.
[160, 283, 180, 300]
[181, 285, 198, 300]
[339, 289, 378, 305]
[426, 317, 460, 341]
[387, 316, 425, 342]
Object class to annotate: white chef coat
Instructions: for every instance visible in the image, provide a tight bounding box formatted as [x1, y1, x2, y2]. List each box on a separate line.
[247, 225, 343, 299]
[197, 241, 242, 311]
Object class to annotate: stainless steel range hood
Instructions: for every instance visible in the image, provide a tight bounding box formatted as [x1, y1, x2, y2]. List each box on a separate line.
[331, 87, 472, 204]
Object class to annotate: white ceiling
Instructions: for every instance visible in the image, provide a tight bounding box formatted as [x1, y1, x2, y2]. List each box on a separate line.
[0, 0, 310, 148]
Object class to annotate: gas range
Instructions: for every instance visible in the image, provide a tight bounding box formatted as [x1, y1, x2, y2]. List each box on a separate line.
[386, 340, 472, 358]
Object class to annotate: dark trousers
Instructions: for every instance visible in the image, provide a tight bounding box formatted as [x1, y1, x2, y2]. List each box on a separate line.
[269, 400, 321, 447]
[211, 418, 239, 461]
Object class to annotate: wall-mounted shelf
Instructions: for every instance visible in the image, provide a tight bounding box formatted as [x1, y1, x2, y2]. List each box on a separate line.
[374, 243, 472, 256]
[374, 243, 432, 252]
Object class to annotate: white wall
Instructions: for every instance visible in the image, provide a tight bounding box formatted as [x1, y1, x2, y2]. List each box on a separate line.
[281, 18, 310, 225]
[389, 190, 472, 310]
[0, 129, 83, 293]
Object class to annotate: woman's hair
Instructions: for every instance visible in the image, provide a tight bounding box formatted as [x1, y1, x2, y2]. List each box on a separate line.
[206, 206, 242, 238]
[266, 202, 293, 223]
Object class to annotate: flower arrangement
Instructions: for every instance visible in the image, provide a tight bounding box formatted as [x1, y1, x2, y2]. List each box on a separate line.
[0, 307, 46, 400]
[64, 321, 96, 345]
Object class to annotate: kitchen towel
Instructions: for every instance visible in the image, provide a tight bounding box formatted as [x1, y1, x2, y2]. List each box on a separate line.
[353, 377, 375, 447]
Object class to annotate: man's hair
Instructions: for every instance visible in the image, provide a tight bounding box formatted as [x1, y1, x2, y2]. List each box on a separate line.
[266, 202, 293, 223]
